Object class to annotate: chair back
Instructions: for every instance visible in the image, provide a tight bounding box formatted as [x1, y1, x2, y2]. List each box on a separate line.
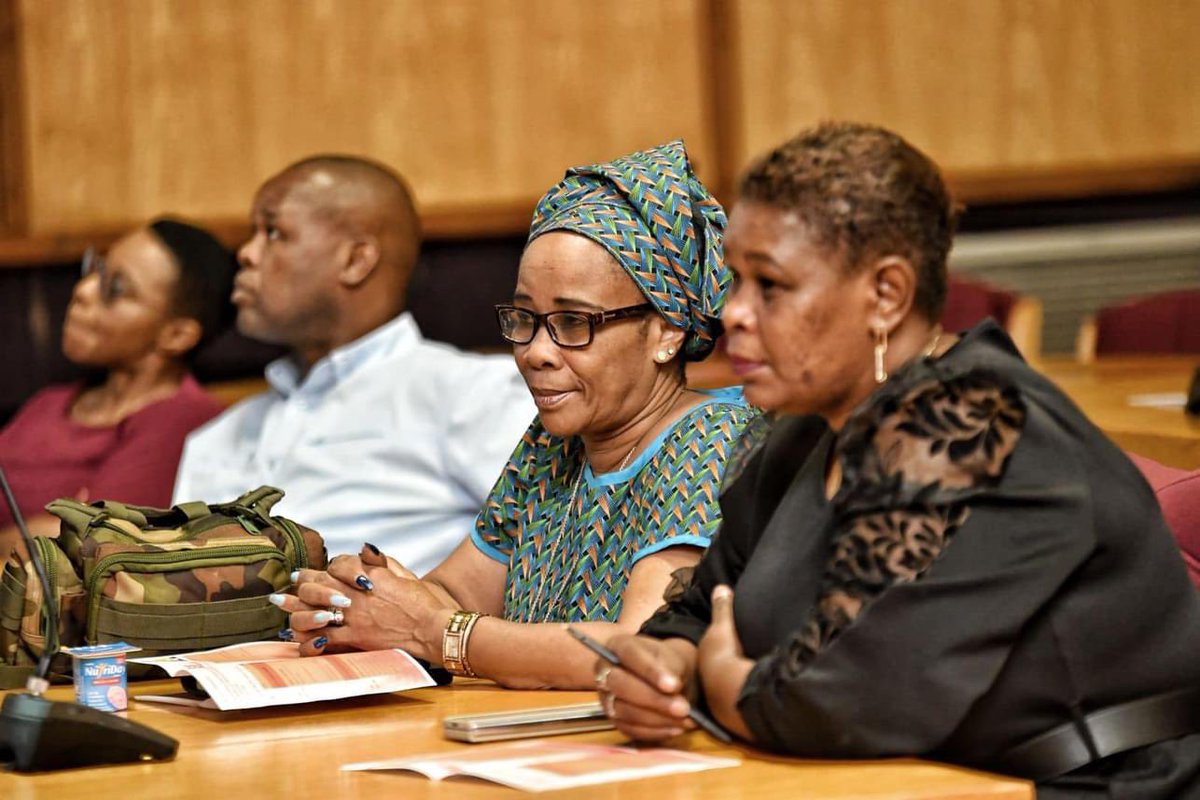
[942, 275, 1042, 358]
[1095, 289, 1200, 356]
[942, 275, 1016, 332]
[1129, 453, 1200, 589]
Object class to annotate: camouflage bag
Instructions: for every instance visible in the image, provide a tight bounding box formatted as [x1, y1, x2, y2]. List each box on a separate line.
[0, 486, 326, 687]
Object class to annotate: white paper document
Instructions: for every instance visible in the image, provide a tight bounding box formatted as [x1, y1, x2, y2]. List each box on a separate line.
[1127, 392, 1188, 409]
[131, 641, 434, 710]
[342, 739, 741, 792]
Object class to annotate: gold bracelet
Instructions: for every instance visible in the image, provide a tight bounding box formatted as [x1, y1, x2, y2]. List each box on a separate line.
[442, 610, 487, 677]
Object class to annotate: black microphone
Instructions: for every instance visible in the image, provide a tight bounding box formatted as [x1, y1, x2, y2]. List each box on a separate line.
[0, 467, 178, 771]
[1187, 366, 1200, 417]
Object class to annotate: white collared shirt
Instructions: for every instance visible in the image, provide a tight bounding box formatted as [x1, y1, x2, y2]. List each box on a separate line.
[172, 313, 535, 575]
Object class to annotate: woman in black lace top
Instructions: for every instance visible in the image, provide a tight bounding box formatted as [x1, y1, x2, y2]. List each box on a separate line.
[598, 122, 1200, 797]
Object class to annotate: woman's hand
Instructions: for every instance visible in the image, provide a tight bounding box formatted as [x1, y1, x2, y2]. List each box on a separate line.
[600, 634, 698, 742]
[271, 547, 454, 660]
[696, 585, 754, 740]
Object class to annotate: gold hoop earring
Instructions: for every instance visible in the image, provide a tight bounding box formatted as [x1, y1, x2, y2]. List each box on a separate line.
[873, 327, 888, 384]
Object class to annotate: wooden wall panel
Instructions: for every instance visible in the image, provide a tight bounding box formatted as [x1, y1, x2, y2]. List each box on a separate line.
[0, 0, 26, 234]
[17, 0, 715, 234]
[11, 0, 1200, 238]
[727, 0, 1200, 198]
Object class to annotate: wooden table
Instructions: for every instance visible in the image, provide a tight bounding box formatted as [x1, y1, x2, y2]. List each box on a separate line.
[0, 680, 1032, 799]
[1036, 355, 1200, 469]
[692, 351, 1200, 469]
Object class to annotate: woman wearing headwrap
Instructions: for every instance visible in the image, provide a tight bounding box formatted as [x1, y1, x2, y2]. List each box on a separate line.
[281, 141, 756, 688]
[0, 218, 237, 554]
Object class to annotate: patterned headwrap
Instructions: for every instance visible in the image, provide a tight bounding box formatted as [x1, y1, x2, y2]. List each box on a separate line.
[528, 139, 729, 362]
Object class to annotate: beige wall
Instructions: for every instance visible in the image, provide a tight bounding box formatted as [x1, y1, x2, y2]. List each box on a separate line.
[6, 0, 1200, 237]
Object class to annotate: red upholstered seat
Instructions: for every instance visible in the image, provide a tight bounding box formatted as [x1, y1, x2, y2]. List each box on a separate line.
[941, 275, 1017, 333]
[1129, 453, 1200, 589]
[941, 275, 1041, 358]
[1095, 289, 1200, 356]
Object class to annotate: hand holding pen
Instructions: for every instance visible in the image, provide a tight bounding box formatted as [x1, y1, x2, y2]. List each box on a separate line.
[566, 627, 732, 743]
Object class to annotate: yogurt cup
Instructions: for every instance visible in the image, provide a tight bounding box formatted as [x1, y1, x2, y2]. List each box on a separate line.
[62, 642, 141, 712]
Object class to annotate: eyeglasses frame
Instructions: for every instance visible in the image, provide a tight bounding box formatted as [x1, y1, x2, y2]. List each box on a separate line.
[80, 246, 121, 305]
[494, 302, 655, 348]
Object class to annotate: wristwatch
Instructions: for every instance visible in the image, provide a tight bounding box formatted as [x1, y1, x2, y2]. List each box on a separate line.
[442, 610, 486, 677]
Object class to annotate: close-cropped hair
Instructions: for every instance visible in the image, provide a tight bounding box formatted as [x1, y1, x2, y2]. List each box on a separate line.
[738, 121, 959, 321]
[283, 153, 422, 268]
[148, 217, 238, 354]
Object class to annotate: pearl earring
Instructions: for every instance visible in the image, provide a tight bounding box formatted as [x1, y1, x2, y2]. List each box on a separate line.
[656, 350, 669, 362]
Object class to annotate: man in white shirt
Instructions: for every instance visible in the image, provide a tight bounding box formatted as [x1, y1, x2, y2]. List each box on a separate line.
[173, 155, 534, 574]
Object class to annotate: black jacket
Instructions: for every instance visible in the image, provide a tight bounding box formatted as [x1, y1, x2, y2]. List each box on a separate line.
[643, 322, 1200, 792]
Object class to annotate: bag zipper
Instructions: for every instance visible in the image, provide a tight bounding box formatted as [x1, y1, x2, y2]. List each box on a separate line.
[33, 538, 58, 599]
[33, 537, 58, 642]
[84, 544, 285, 642]
[274, 517, 309, 571]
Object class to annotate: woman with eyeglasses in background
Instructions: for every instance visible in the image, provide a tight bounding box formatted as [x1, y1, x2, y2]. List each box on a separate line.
[0, 218, 237, 554]
[278, 141, 755, 689]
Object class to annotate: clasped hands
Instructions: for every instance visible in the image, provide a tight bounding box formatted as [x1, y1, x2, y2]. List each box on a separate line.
[599, 585, 754, 742]
[269, 544, 452, 660]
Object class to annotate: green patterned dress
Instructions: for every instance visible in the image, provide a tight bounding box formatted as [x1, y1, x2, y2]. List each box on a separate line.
[472, 393, 756, 623]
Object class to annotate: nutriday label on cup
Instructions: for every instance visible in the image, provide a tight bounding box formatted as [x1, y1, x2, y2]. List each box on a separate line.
[62, 642, 142, 712]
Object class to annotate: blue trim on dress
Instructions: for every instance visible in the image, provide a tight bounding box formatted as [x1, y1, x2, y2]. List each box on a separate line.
[585, 394, 747, 488]
[698, 385, 745, 403]
[470, 529, 512, 564]
[632, 534, 713, 564]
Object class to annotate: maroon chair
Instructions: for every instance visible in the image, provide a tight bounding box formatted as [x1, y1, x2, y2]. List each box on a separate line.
[1129, 453, 1200, 589]
[1095, 289, 1200, 357]
[942, 275, 1015, 331]
[942, 275, 1041, 357]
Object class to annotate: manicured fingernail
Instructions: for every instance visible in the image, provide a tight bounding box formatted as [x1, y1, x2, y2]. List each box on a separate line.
[278, 628, 294, 641]
[667, 727, 685, 737]
[313, 611, 335, 624]
[669, 698, 690, 717]
[355, 574, 374, 591]
[712, 585, 733, 601]
[313, 636, 328, 649]
[290, 570, 300, 583]
[660, 675, 681, 693]
[268, 593, 287, 607]
[330, 593, 353, 608]
[363, 542, 381, 556]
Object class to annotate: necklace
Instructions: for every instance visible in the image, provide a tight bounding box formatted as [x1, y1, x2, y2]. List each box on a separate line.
[923, 325, 944, 358]
[527, 394, 682, 622]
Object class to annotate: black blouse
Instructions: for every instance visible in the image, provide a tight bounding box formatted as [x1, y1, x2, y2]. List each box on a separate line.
[642, 321, 1200, 790]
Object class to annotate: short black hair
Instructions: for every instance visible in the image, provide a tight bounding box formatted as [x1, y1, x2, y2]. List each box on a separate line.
[739, 121, 959, 321]
[148, 217, 238, 353]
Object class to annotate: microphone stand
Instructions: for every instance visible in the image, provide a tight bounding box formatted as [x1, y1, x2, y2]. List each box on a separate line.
[0, 467, 178, 771]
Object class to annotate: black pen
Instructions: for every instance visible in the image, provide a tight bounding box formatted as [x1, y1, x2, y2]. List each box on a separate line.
[565, 626, 733, 743]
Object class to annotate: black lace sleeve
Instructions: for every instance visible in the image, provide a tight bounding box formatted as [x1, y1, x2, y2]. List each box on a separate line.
[784, 368, 1026, 673]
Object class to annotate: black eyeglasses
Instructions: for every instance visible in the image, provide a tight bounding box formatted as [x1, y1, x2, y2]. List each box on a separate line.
[495, 303, 654, 348]
[80, 247, 128, 305]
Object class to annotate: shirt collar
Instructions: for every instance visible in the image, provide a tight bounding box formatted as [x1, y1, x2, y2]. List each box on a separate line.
[265, 312, 422, 399]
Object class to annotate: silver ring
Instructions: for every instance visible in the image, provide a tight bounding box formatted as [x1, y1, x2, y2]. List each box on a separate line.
[601, 691, 617, 718]
[594, 664, 612, 691]
[327, 607, 345, 626]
